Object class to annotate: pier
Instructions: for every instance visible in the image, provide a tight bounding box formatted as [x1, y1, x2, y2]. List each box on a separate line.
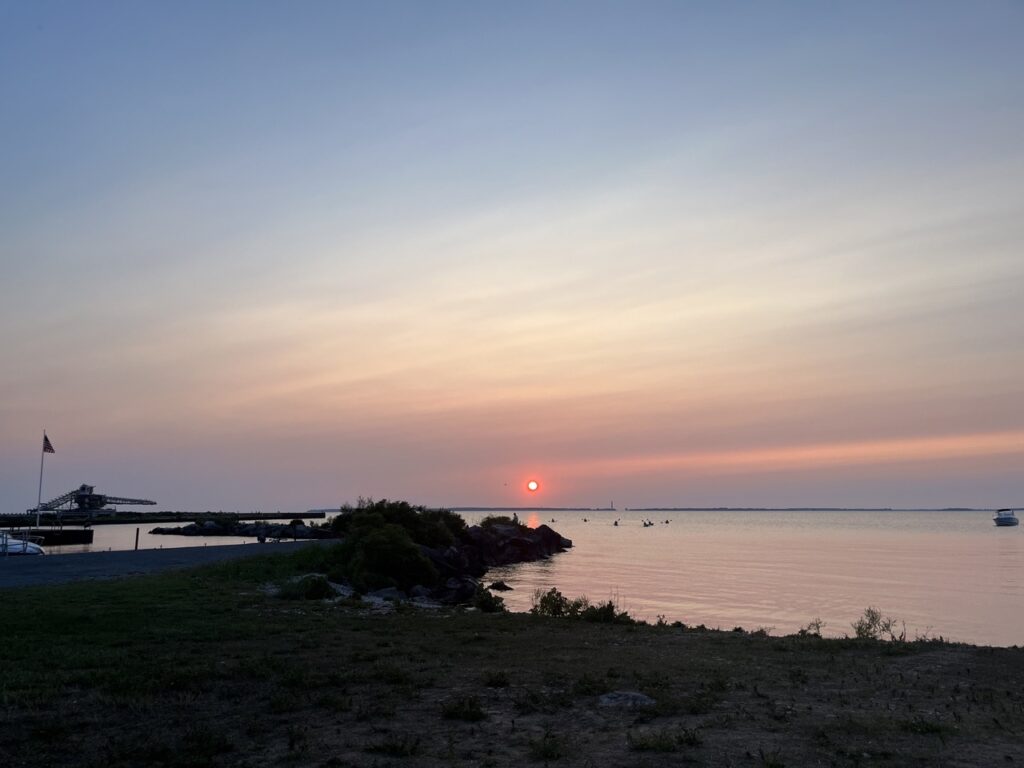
[1, 510, 327, 528]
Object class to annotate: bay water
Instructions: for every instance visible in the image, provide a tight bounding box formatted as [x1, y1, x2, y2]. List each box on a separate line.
[39, 508, 1023, 646]
[472, 509, 1023, 647]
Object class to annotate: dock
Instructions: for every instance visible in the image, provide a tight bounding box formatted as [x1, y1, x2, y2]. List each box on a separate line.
[0, 510, 327, 529]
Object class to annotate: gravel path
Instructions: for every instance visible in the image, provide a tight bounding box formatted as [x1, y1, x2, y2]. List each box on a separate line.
[0, 541, 323, 589]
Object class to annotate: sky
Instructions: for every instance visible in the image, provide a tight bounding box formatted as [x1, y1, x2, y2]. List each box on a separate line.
[2, 1, 1022, 512]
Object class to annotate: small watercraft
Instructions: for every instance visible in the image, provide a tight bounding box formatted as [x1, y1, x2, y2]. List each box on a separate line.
[993, 509, 1019, 527]
[1, 531, 45, 555]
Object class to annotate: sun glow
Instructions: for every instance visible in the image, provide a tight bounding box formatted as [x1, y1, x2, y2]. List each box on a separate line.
[527, 480, 539, 492]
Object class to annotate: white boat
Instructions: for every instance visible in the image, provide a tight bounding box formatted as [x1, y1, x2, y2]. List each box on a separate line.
[994, 509, 1019, 527]
[0, 531, 45, 555]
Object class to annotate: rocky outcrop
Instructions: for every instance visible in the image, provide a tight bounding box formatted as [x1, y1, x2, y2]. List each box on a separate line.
[419, 523, 572, 581]
[154, 514, 572, 608]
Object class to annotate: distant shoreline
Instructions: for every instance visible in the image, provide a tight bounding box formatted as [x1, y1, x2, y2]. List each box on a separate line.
[449, 506, 994, 512]
[624, 507, 993, 512]
[449, 506, 614, 512]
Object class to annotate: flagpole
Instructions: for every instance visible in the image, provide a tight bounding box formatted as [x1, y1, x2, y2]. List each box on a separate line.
[35, 430, 46, 530]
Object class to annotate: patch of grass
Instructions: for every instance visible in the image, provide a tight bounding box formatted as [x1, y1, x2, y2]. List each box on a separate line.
[442, 694, 486, 721]
[514, 687, 574, 714]
[684, 689, 721, 715]
[364, 734, 421, 757]
[627, 726, 702, 752]
[278, 573, 335, 600]
[484, 670, 510, 688]
[571, 672, 609, 696]
[899, 717, 955, 737]
[182, 725, 233, 758]
[528, 729, 565, 761]
[373, 661, 414, 686]
[758, 747, 786, 767]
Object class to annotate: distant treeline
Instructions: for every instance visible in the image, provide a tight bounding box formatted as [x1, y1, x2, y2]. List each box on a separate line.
[625, 507, 990, 512]
[450, 506, 612, 512]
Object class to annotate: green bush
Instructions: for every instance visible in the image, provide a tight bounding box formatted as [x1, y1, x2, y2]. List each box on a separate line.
[852, 607, 905, 641]
[530, 588, 636, 624]
[442, 695, 486, 721]
[479, 514, 526, 530]
[331, 498, 466, 548]
[472, 584, 507, 613]
[278, 574, 334, 600]
[339, 523, 439, 592]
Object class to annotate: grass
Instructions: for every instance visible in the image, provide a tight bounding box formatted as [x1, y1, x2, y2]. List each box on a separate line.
[627, 726, 702, 751]
[441, 695, 486, 721]
[1, 548, 1021, 767]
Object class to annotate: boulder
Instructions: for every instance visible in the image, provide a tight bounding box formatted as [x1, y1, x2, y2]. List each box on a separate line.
[366, 587, 407, 601]
[435, 575, 477, 604]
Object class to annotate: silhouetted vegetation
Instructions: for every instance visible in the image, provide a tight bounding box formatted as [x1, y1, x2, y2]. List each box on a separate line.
[851, 606, 905, 641]
[530, 587, 637, 625]
[330, 497, 466, 548]
[479, 514, 527, 530]
[319, 498, 472, 591]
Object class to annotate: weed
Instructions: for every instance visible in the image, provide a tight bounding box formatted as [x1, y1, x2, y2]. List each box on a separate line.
[285, 725, 308, 752]
[364, 734, 421, 757]
[442, 695, 486, 721]
[798, 618, 826, 637]
[374, 661, 414, 686]
[758, 747, 786, 767]
[484, 670, 510, 688]
[528, 728, 564, 761]
[182, 725, 233, 757]
[278, 574, 335, 600]
[473, 585, 507, 613]
[530, 588, 636, 624]
[627, 726, 703, 752]
[900, 717, 954, 737]
[684, 689, 720, 715]
[572, 673, 609, 696]
[852, 607, 905, 642]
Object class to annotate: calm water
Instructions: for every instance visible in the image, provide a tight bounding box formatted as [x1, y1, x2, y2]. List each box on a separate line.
[37, 508, 1023, 647]
[472, 509, 1023, 647]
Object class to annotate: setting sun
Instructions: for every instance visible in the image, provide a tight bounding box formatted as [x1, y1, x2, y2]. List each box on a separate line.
[527, 480, 539, 492]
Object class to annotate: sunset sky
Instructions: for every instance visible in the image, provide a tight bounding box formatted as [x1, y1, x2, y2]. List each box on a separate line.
[2, 2, 1022, 512]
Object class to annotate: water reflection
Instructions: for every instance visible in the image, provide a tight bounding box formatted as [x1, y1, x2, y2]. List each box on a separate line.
[467, 509, 1023, 646]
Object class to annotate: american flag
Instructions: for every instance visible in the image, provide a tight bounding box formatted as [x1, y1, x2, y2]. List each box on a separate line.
[42, 434, 55, 454]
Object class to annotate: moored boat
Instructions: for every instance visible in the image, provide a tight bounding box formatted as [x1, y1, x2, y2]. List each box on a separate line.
[1, 531, 45, 555]
[993, 509, 1019, 527]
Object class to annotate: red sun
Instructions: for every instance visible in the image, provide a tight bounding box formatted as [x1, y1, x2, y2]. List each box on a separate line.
[527, 480, 539, 492]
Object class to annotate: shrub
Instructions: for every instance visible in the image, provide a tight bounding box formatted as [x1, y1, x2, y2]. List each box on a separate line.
[531, 588, 587, 617]
[528, 729, 564, 761]
[530, 588, 637, 624]
[339, 523, 439, 592]
[278, 574, 334, 600]
[479, 514, 526, 530]
[627, 726, 702, 752]
[852, 607, 905, 641]
[798, 618, 826, 637]
[331, 498, 466, 548]
[484, 670, 510, 688]
[472, 584, 507, 613]
[442, 695, 486, 721]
